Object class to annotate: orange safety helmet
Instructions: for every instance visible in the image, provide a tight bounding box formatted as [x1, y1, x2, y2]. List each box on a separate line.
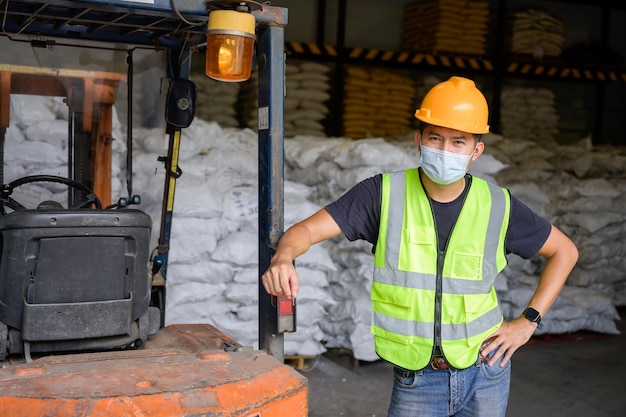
[414, 76, 490, 134]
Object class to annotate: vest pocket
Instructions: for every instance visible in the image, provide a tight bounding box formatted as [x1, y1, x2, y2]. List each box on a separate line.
[463, 293, 489, 319]
[371, 324, 411, 345]
[407, 226, 435, 245]
[461, 293, 501, 342]
[371, 282, 414, 319]
[450, 251, 483, 280]
[372, 283, 419, 345]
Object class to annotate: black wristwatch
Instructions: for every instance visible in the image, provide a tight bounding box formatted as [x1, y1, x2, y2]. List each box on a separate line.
[522, 307, 544, 330]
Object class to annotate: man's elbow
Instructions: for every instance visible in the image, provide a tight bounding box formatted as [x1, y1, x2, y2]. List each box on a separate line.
[567, 238, 579, 265]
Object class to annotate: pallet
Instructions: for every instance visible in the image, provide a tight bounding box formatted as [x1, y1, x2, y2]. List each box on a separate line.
[285, 355, 319, 370]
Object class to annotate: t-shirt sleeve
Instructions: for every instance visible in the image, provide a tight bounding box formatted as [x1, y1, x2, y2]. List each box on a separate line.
[325, 175, 381, 244]
[506, 195, 552, 259]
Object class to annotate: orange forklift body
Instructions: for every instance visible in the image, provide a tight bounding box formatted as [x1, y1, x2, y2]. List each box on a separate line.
[0, 324, 308, 416]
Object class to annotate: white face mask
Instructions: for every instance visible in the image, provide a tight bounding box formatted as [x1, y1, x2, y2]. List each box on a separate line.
[419, 145, 474, 185]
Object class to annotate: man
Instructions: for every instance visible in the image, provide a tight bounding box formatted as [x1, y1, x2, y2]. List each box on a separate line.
[261, 76, 578, 416]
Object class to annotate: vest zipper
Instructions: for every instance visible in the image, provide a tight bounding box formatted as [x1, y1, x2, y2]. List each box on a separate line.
[427, 197, 447, 356]
[425, 175, 472, 359]
[434, 249, 445, 352]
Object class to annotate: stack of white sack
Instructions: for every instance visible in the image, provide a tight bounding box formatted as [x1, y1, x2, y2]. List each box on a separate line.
[4, 94, 126, 204]
[490, 134, 625, 331]
[239, 61, 331, 137]
[189, 72, 241, 128]
[500, 85, 560, 143]
[130, 121, 336, 356]
[283, 61, 332, 137]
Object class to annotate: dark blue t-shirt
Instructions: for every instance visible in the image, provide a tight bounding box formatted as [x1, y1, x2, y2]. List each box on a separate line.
[326, 172, 551, 259]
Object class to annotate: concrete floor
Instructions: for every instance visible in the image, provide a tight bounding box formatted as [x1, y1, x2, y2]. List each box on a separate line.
[302, 308, 626, 417]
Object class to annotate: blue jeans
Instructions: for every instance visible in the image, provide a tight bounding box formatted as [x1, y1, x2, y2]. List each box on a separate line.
[388, 356, 511, 417]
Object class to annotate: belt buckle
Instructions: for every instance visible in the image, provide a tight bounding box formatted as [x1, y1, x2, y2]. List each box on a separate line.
[430, 355, 448, 370]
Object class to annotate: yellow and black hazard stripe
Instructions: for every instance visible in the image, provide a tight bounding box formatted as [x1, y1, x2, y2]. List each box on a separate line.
[344, 47, 494, 72]
[284, 42, 493, 72]
[505, 61, 626, 82]
[284, 41, 338, 58]
[284, 42, 626, 83]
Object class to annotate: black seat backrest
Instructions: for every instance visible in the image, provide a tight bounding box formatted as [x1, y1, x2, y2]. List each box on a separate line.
[0, 209, 152, 354]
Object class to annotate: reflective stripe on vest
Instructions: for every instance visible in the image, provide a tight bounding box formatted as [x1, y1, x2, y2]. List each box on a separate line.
[372, 168, 510, 370]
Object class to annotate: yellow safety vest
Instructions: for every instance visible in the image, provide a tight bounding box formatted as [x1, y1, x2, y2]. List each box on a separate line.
[372, 168, 510, 370]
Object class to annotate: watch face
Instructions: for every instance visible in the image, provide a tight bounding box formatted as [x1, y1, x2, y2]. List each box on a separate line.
[524, 308, 541, 322]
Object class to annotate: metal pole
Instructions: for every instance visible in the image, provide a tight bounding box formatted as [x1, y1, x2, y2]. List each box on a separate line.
[256, 6, 288, 361]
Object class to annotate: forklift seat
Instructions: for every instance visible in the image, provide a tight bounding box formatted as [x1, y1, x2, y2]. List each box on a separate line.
[0, 208, 159, 360]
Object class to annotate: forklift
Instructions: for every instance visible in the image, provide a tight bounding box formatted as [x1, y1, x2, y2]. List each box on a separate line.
[0, 1, 307, 415]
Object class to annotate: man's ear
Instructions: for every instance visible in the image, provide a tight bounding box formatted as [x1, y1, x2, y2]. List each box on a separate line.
[414, 131, 421, 151]
[472, 141, 485, 161]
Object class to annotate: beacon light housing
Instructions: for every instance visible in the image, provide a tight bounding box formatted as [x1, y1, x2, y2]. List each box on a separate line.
[205, 8, 256, 82]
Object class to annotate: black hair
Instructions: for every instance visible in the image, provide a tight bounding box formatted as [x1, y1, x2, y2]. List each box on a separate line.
[417, 120, 483, 142]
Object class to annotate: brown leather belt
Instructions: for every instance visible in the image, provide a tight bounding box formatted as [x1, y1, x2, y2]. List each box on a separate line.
[430, 337, 495, 370]
[429, 354, 488, 370]
[430, 355, 451, 370]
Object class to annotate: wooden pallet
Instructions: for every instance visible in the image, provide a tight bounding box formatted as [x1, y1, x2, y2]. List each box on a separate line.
[285, 355, 318, 370]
